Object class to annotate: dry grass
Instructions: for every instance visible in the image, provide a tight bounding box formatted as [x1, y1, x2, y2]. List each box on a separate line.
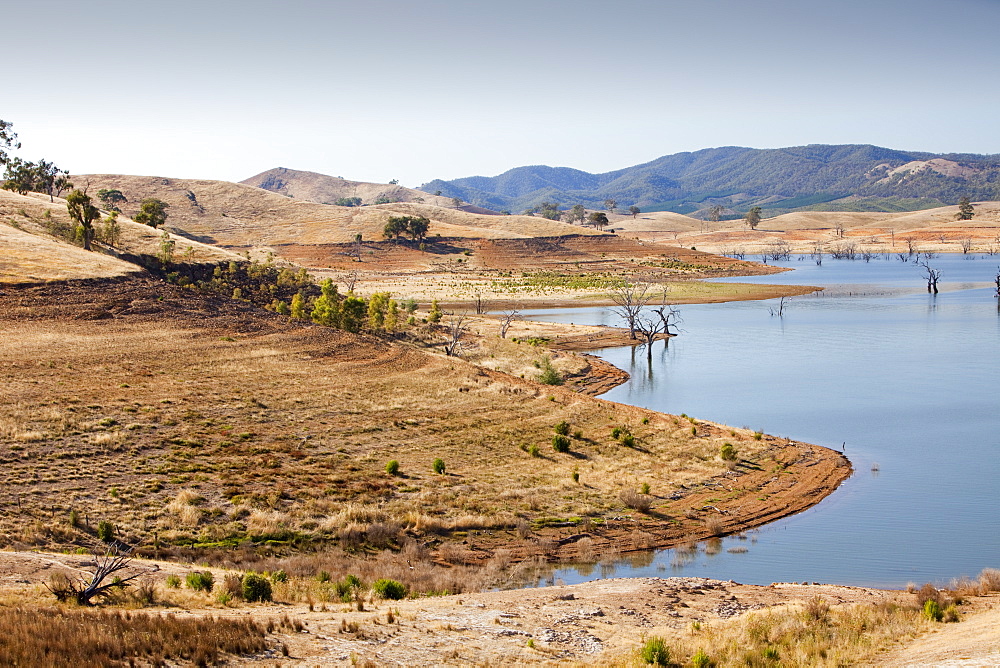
[0, 607, 269, 667]
[627, 598, 928, 667]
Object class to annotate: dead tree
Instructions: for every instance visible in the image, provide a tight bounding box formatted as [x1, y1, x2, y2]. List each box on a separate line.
[768, 295, 789, 317]
[341, 269, 359, 293]
[634, 314, 666, 360]
[960, 237, 973, 254]
[918, 260, 941, 294]
[498, 308, 520, 338]
[473, 293, 491, 315]
[994, 267, 1000, 298]
[44, 547, 151, 606]
[609, 281, 653, 340]
[349, 233, 364, 262]
[651, 289, 681, 336]
[443, 313, 466, 356]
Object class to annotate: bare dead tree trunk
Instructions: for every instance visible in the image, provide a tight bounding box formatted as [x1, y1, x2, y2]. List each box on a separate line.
[918, 260, 941, 294]
[474, 293, 490, 315]
[609, 281, 652, 340]
[498, 308, 520, 338]
[44, 547, 152, 606]
[634, 314, 666, 361]
[443, 314, 466, 356]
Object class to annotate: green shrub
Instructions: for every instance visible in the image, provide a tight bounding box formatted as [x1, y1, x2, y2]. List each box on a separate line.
[639, 636, 670, 665]
[528, 444, 540, 457]
[692, 648, 713, 667]
[186, 571, 214, 593]
[432, 458, 446, 474]
[641, 482, 651, 495]
[271, 570, 288, 583]
[720, 443, 737, 461]
[620, 433, 636, 448]
[572, 470, 580, 483]
[242, 573, 273, 602]
[316, 570, 331, 583]
[96, 520, 114, 543]
[554, 421, 570, 436]
[923, 599, 943, 621]
[385, 459, 400, 475]
[537, 358, 563, 385]
[552, 435, 570, 453]
[165, 574, 180, 589]
[372, 578, 407, 600]
[753, 431, 763, 441]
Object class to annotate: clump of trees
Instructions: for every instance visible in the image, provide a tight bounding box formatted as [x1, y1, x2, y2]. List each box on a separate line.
[0, 120, 72, 202]
[383, 215, 429, 242]
[134, 198, 169, 228]
[587, 212, 609, 230]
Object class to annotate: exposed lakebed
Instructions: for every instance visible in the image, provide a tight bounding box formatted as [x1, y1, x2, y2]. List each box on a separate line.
[523, 254, 1000, 588]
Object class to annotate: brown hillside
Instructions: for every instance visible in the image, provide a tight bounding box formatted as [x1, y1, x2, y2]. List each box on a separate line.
[612, 202, 1000, 254]
[241, 166, 462, 208]
[0, 190, 237, 284]
[75, 175, 606, 252]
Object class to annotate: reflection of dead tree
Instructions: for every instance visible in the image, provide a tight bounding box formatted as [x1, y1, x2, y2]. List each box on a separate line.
[918, 260, 941, 294]
[443, 313, 467, 356]
[904, 237, 917, 257]
[609, 281, 653, 340]
[498, 308, 520, 338]
[44, 547, 151, 606]
[811, 242, 824, 265]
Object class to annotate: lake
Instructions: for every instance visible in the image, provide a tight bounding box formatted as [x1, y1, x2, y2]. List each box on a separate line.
[523, 254, 1000, 588]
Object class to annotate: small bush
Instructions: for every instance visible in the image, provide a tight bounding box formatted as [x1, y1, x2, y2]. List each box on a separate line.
[186, 571, 214, 593]
[923, 599, 943, 622]
[372, 578, 407, 600]
[271, 570, 288, 583]
[242, 573, 273, 602]
[222, 574, 243, 600]
[385, 460, 400, 475]
[96, 520, 114, 543]
[620, 433, 636, 448]
[720, 443, 737, 461]
[692, 648, 713, 667]
[537, 357, 563, 385]
[528, 444, 540, 457]
[641, 482, 651, 495]
[620, 490, 652, 512]
[753, 431, 763, 441]
[552, 435, 570, 453]
[572, 470, 580, 483]
[639, 636, 670, 665]
[432, 458, 446, 474]
[317, 570, 331, 583]
[165, 574, 180, 589]
[554, 421, 570, 436]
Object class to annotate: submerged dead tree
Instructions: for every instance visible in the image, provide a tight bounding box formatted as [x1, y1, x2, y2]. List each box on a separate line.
[610, 281, 653, 340]
[919, 260, 942, 294]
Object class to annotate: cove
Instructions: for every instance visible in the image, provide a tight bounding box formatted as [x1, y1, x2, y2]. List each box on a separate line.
[523, 254, 1000, 588]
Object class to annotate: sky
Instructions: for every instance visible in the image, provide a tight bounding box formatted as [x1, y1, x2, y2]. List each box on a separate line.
[4, 0, 1000, 187]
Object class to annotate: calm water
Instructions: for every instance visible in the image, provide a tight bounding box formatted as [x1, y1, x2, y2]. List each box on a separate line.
[523, 254, 1000, 588]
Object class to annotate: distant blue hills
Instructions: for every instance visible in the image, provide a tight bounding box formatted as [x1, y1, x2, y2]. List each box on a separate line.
[418, 145, 1000, 217]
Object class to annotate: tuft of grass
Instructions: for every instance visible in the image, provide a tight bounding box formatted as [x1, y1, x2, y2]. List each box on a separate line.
[385, 460, 400, 475]
[620, 490, 653, 513]
[186, 571, 214, 593]
[639, 635, 671, 665]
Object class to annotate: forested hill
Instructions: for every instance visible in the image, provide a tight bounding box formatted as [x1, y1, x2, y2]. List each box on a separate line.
[419, 145, 1000, 217]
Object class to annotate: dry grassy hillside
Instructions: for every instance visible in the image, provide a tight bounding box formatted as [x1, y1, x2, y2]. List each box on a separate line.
[241, 167, 460, 208]
[0, 190, 237, 283]
[76, 175, 605, 252]
[612, 202, 1000, 254]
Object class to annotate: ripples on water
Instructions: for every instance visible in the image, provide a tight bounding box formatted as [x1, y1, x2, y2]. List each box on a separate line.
[523, 255, 1000, 588]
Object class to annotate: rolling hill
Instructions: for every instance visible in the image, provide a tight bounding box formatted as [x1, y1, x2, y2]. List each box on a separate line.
[419, 144, 1000, 216]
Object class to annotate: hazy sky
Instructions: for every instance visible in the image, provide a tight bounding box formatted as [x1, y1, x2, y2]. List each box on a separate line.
[5, 0, 1000, 186]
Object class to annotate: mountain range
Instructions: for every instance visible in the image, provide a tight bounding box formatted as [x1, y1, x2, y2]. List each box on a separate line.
[417, 145, 1000, 217]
